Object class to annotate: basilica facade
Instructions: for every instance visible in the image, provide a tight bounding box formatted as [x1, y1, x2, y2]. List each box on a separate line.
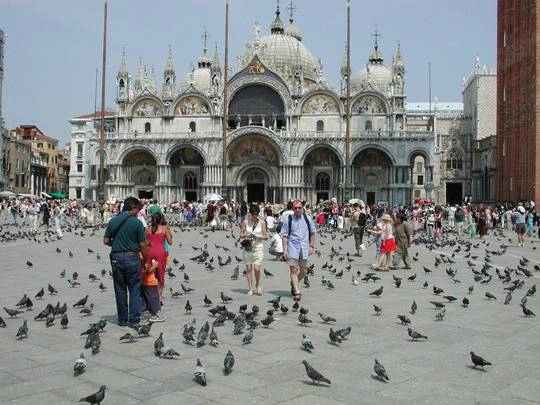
[69, 7, 438, 205]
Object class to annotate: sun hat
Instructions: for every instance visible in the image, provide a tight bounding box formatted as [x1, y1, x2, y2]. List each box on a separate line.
[381, 214, 392, 222]
[517, 206, 526, 213]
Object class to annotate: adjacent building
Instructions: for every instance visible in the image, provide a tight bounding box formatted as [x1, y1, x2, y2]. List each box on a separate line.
[4, 135, 31, 194]
[10, 125, 60, 193]
[496, 0, 539, 203]
[0, 29, 6, 190]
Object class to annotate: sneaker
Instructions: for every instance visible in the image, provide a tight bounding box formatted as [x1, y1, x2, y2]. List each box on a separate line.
[118, 321, 128, 327]
[148, 315, 165, 323]
[246, 290, 253, 296]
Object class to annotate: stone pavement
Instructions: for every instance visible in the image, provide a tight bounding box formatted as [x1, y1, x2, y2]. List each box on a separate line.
[0, 216, 539, 404]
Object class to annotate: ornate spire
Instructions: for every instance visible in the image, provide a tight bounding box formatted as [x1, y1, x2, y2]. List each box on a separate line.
[394, 41, 405, 73]
[369, 27, 384, 64]
[474, 55, 481, 74]
[118, 47, 128, 76]
[134, 58, 144, 91]
[211, 43, 221, 72]
[340, 41, 349, 77]
[164, 45, 175, 75]
[198, 27, 212, 68]
[271, 0, 285, 34]
[285, 0, 302, 40]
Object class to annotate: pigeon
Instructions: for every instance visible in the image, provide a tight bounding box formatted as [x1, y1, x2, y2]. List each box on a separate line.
[203, 295, 212, 306]
[74, 353, 87, 375]
[397, 314, 411, 325]
[329, 327, 342, 344]
[68, 279, 81, 288]
[373, 304, 382, 315]
[470, 351, 492, 370]
[527, 284, 536, 296]
[78, 385, 106, 404]
[224, 350, 235, 374]
[430, 301, 445, 309]
[302, 360, 331, 385]
[4, 307, 23, 318]
[80, 303, 94, 316]
[197, 321, 210, 347]
[0, 317, 6, 328]
[370, 286, 384, 297]
[433, 286, 444, 295]
[408, 273, 417, 281]
[435, 309, 446, 321]
[59, 269, 66, 277]
[374, 359, 389, 381]
[408, 327, 428, 341]
[261, 315, 278, 328]
[98, 282, 106, 292]
[119, 333, 137, 343]
[242, 328, 254, 344]
[264, 269, 274, 277]
[73, 295, 89, 308]
[154, 332, 165, 355]
[302, 334, 315, 352]
[209, 327, 218, 346]
[48, 283, 58, 294]
[521, 304, 536, 317]
[423, 281, 428, 289]
[468, 285, 474, 294]
[504, 292, 512, 305]
[410, 301, 418, 315]
[26, 260, 33, 267]
[298, 313, 312, 325]
[462, 297, 469, 308]
[193, 358, 207, 386]
[46, 312, 55, 327]
[185, 300, 192, 314]
[16, 320, 28, 339]
[318, 313, 336, 323]
[169, 287, 182, 298]
[485, 292, 497, 300]
[221, 291, 233, 303]
[35, 288, 44, 299]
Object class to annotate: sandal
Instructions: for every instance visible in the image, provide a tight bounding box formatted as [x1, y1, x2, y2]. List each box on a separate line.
[256, 286, 263, 296]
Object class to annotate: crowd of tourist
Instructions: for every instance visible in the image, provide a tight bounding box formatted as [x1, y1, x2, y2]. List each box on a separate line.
[1, 193, 538, 326]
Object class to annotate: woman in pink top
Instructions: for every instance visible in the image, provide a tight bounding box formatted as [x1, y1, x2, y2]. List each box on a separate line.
[146, 213, 173, 300]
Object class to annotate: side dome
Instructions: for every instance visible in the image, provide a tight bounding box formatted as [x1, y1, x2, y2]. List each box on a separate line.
[180, 48, 213, 94]
[351, 64, 392, 94]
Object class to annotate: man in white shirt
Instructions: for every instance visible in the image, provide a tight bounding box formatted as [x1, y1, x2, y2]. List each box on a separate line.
[448, 205, 456, 229]
[266, 214, 276, 231]
[269, 224, 284, 260]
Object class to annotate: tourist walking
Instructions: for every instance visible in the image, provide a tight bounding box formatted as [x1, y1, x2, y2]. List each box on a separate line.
[513, 205, 527, 247]
[368, 213, 396, 271]
[349, 202, 367, 256]
[281, 200, 316, 301]
[240, 204, 268, 295]
[392, 213, 412, 269]
[103, 197, 148, 328]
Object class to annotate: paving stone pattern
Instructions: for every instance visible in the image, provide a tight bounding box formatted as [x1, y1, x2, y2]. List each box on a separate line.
[0, 216, 539, 404]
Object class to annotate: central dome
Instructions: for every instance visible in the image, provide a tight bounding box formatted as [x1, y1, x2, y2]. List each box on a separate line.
[242, 9, 321, 84]
[351, 45, 392, 95]
[257, 33, 320, 83]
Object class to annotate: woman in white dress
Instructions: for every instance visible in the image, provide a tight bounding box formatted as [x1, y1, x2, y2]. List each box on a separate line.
[240, 204, 268, 295]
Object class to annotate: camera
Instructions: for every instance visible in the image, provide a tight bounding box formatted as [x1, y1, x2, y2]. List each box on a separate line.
[240, 239, 252, 251]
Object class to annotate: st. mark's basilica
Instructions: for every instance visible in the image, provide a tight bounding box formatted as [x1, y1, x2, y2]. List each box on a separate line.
[69, 3, 488, 206]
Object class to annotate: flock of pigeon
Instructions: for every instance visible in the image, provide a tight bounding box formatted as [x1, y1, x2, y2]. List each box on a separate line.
[0, 219, 538, 403]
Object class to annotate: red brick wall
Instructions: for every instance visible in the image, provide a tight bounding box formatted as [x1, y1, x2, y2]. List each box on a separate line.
[496, 0, 540, 203]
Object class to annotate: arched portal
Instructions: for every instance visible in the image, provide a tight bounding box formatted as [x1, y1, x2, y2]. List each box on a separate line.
[228, 85, 286, 130]
[352, 148, 393, 205]
[169, 147, 204, 202]
[228, 135, 280, 203]
[123, 150, 157, 199]
[303, 146, 341, 203]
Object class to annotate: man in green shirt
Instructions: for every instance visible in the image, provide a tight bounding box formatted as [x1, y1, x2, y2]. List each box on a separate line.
[104, 197, 148, 328]
[147, 199, 162, 217]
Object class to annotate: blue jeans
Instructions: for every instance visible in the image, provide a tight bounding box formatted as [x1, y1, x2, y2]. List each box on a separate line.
[110, 252, 141, 325]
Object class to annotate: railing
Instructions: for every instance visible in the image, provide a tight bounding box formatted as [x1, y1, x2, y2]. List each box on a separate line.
[101, 131, 220, 140]
[95, 129, 433, 141]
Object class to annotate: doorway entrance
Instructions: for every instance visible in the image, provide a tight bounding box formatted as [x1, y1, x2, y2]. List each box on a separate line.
[446, 182, 463, 205]
[245, 169, 266, 203]
[138, 190, 153, 199]
[247, 184, 265, 203]
[185, 191, 197, 202]
[366, 192, 376, 205]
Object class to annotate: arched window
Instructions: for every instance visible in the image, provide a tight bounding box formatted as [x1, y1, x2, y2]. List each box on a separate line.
[189, 121, 196, 132]
[365, 120, 373, 130]
[184, 171, 197, 190]
[446, 149, 463, 170]
[316, 120, 324, 132]
[144, 122, 151, 133]
[315, 172, 330, 191]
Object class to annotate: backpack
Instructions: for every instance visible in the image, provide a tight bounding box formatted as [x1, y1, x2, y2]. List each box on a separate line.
[288, 213, 313, 236]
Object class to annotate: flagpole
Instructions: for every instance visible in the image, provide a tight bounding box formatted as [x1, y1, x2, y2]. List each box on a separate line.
[98, 0, 108, 202]
[221, 0, 229, 200]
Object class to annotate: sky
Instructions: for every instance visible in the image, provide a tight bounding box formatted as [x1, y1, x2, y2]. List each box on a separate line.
[1, 0, 496, 147]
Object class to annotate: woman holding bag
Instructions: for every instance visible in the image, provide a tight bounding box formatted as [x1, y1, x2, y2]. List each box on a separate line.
[240, 204, 268, 296]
